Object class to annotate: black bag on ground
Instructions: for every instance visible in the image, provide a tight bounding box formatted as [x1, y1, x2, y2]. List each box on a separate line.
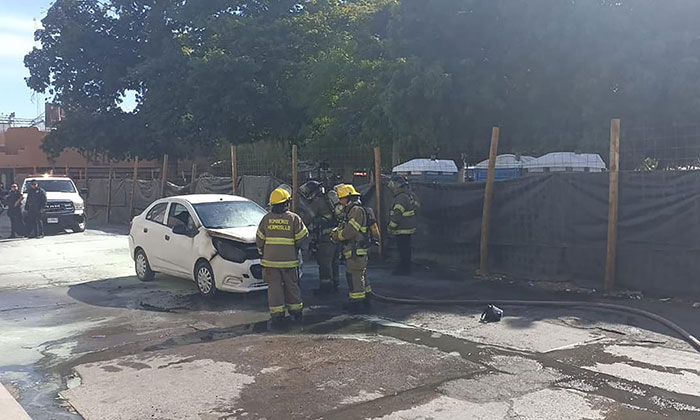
[480, 305, 504, 322]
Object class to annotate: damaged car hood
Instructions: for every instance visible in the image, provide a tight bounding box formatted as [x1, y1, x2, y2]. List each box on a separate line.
[205, 226, 258, 243]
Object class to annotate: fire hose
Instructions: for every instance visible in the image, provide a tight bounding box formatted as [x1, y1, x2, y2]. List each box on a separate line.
[369, 291, 700, 354]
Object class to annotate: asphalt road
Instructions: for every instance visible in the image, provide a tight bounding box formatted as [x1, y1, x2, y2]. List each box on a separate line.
[1, 217, 699, 419]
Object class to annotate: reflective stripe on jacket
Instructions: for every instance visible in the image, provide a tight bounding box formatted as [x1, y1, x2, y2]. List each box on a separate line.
[256, 210, 309, 268]
[389, 190, 418, 235]
[338, 203, 368, 259]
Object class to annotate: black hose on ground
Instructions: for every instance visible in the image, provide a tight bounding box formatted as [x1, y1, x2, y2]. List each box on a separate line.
[370, 291, 700, 354]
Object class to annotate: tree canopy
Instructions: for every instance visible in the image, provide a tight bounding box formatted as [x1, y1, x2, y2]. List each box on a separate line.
[25, 0, 700, 163]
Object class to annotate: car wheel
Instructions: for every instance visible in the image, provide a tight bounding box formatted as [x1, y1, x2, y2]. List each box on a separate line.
[195, 261, 217, 297]
[135, 249, 155, 282]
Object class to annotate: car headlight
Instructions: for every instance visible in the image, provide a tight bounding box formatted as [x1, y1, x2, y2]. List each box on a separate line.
[74, 201, 84, 211]
[212, 237, 247, 263]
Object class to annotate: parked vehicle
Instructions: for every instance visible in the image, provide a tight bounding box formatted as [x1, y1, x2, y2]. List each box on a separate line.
[21, 174, 86, 233]
[129, 194, 287, 296]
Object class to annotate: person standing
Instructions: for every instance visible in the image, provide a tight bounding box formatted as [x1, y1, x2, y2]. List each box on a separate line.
[6, 184, 24, 239]
[256, 188, 309, 326]
[299, 180, 341, 292]
[332, 184, 375, 310]
[25, 180, 47, 239]
[387, 175, 419, 275]
[0, 182, 7, 215]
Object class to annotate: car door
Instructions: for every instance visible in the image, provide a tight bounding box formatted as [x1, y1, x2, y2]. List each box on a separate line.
[161, 202, 198, 277]
[140, 201, 171, 270]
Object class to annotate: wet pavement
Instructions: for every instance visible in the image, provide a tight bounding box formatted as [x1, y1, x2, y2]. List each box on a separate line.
[1, 219, 700, 419]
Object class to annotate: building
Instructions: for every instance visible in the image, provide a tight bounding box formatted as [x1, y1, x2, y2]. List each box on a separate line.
[523, 152, 606, 173]
[392, 158, 460, 183]
[0, 127, 160, 186]
[468, 152, 607, 183]
[469, 154, 536, 182]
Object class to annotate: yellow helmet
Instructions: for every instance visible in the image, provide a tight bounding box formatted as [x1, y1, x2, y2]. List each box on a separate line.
[269, 188, 291, 205]
[336, 184, 360, 199]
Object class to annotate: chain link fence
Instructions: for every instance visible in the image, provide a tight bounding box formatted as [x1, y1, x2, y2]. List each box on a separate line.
[76, 120, 700, 295]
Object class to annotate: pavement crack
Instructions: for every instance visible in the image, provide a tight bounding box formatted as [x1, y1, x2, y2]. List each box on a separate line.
[320, 368, 491, 419]
[157, 357, 197, 369]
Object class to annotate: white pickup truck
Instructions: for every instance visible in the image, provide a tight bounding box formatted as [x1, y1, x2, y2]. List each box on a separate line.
[21, 175, 87, 233]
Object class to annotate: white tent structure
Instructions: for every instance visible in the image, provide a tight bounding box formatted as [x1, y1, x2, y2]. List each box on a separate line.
[523, 152, 607, 173]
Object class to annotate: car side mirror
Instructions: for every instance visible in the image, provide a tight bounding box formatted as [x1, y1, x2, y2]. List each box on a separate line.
[172, 224, 188, 235]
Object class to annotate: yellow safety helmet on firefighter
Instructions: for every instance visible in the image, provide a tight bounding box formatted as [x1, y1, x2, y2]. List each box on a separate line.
[269, 188, 291, 205]
[336, 184, 360, 199]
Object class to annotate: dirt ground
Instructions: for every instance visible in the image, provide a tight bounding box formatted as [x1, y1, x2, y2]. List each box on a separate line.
[1, 217, 699, 419]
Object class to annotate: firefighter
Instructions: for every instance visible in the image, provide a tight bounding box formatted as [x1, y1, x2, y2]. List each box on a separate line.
[387, 175, 419, 275]
[332, 184, 377, 310]
[256, 188, 309, 326]
[299, 180, 341, 292]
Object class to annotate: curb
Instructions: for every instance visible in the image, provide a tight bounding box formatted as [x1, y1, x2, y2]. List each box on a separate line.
[0, 383, 31, 420]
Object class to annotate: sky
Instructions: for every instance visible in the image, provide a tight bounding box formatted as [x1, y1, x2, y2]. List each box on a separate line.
[0, 0, 53, 119]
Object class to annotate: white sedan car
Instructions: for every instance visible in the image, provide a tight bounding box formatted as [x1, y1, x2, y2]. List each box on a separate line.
[129, 194, 271, 296]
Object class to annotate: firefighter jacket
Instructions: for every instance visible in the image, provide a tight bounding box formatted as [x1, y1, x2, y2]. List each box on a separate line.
[335, 202, 370, 259]
[389, 190, 418, 235]
[309, 195, 337, 243]
[256, 210, 309, 268]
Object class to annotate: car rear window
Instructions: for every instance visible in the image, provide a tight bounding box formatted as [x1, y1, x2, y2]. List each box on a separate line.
[192, 201, 266, 229]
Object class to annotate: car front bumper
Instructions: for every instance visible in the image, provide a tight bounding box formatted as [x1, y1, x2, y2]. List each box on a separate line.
[210, 255, 268, 293]
[42, 212, 85, 229]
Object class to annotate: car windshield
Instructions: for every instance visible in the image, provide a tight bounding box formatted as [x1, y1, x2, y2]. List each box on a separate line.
[23, 180, 76, 193]
[192, 201, 266, 229]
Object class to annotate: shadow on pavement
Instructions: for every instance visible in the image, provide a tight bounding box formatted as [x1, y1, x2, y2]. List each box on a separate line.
[66, 275, 268, 313]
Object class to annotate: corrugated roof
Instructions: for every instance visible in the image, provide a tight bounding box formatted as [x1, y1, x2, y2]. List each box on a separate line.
[392, 159, 459, 173]
[475, 154, 536, 169]
[523, 152, 606, 169]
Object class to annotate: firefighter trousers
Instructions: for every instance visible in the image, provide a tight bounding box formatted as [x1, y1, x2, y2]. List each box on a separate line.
[395, 234, 412, 274]
[346, 255, 370, 301]
[317, 241, 340, 287]
[263, 267, 302, 317]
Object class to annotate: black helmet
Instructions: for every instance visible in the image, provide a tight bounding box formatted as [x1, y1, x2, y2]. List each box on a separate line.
[299, 180, 324, 200]
[388, 175, 409, 191]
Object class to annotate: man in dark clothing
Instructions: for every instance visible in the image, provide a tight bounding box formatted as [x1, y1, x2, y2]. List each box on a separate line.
[25, 180, 47, 238]
[6, 184, 24, 238]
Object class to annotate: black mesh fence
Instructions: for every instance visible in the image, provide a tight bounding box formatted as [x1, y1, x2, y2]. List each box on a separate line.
[74, 121, 700, 295]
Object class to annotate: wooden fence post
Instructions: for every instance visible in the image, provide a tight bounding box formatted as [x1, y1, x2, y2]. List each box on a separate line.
[374, 146, 383, 257]
[605, 119, 621, 292]
[160, 154, 169, 198]
[190, 162, 197, 194]
[479, 126, 500, 276]
[129, 157, 139, 220]
[106, 162, 114, 224]
[231, 145, 238, 195]
[292, 144, 299, 213]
